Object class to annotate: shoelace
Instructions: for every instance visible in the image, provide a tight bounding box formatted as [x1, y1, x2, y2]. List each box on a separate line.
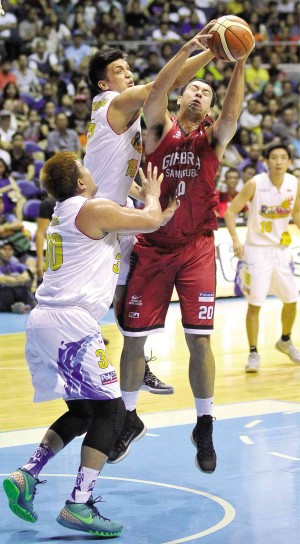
[87, 496, 110, 522]
[32, 478, 47, 500]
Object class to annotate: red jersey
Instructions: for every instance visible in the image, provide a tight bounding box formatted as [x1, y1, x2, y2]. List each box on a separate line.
[140, 118, 220, 246]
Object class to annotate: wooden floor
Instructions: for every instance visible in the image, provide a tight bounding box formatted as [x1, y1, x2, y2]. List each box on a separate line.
[1, 297, 299, 432]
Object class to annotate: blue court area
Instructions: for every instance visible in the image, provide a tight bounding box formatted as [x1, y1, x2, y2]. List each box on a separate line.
[0, 405, 299, 544]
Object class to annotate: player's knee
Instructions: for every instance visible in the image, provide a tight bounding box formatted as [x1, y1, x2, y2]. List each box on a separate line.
[83, 398, 126, 456]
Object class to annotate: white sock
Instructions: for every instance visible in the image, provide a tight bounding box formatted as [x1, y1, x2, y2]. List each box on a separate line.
[121, 390, 139, 411]
[194, 397, 214, 417]
[69, 466, 99, 503]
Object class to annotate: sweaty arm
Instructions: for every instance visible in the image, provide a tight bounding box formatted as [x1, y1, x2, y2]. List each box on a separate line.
[76, 164, 163, 237]
[292, 180, 300, 228]
[224, 179, 256, 259]
[143, 34, 211, 154]
[207, 57, 248, 160]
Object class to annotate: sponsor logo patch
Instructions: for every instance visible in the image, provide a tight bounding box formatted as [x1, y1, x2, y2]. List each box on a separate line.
[129, 295, 142, 306]
[129, 312, 139, 318]
[199, 292, 214, 302]
[101, 370, 118, 385]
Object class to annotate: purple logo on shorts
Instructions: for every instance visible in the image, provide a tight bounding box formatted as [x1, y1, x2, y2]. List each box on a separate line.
[101, 370, 118, 385]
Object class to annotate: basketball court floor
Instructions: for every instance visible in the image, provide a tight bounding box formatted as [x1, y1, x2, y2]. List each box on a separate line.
[0, 297, 299, 544]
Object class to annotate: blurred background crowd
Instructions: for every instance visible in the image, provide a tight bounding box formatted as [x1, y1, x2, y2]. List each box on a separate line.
[0, 0, 299, 310]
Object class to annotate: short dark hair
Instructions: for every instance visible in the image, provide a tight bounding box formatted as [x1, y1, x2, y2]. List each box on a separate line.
[88, 49, 126, 93]
[264, 143, 291, 159]
[40, 151, 80, 201]
[180, 78, 216, 108]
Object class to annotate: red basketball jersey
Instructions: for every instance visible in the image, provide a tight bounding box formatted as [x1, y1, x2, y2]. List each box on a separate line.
[140, 118, 220, 246]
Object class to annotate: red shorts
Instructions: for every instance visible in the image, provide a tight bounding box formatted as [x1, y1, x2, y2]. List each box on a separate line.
[117, 234, 216, 336]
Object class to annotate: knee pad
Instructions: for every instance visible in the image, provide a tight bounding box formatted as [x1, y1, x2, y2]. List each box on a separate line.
[83, 398, 126, 456]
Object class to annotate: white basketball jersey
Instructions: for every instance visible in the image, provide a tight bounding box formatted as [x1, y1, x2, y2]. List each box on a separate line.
[246, 172, 298, 246]
[84, 91, 142, 205]
[36, 196, 121, 321]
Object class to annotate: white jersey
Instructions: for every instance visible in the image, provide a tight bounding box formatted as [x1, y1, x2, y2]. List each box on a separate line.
[84, 90, 142, 205]
[36, 196, 120, 321]
[246, 172, 298, 246]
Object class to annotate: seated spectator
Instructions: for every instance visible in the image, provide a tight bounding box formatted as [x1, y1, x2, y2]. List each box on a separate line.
[10, 132, 35, 181]
[46, 10, 71, 56]
[18, 6, 42, 55]
[40, 101, 57, 139]
[0, 5, 18, 61]
[224, 127, 253, 167]
[0, 162, 25, 220]
[216, 168, 248, 222]
[0, 239, 35, 312]
[140, 51, 161, 81]
[29, 40, 60, 81]
[0, 108, 11, 139]
[239, 98, 263, 136]
[179, 11, 204, 41]
[22, 110, 43, 143]
[0, 59, 17, 92]
[255, 82, 277, 112]
[291, 125, 300, 159]
[67, 94, 90, 136]
[272, 106, 298, 145]
[45, 112, 81, 158]
[125, 0, 149, 29]
[65, 30, 92, 73]
[152, 21, 181, 42]
[237, 143, 268, 175]
[279, 80, 299, 110]
[260, 113, 282, 150]
[237, 164, 256, 191]
[13, 54, 41, 96]
[245, 54, 270, 93]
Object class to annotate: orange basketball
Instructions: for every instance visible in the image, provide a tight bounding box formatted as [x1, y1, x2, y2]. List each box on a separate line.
[207, 15, 255, 62]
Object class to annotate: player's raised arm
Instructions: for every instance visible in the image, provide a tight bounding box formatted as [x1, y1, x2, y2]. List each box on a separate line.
[78, 162, 164, 236]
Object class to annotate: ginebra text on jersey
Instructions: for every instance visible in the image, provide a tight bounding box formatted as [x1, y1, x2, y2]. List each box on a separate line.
[162, 151, 201, 177]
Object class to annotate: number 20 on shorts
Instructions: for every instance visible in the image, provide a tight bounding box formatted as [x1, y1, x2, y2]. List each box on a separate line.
[199, 305, 214, 320]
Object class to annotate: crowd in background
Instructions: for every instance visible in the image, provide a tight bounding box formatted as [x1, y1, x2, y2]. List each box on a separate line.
[0, 0, 299, 310]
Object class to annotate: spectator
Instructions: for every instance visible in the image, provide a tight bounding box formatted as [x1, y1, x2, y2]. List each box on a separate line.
[237, 143, 268, 175]
[22, 109, 43, 143]
[291, 125, 300, 159]
[0, 1, 18, 60]
[140, 51, 161, 81]
[13, 54, 41, 96]
[239, 98, 263, 136]
[10, 132, 35, 181]
[40, 101, 57, 139]
[45, 112, 81, 158]
[65, 30, 92, 73]
[152, 21, 181, 42]
[0, 59, 17, 92]
[0, 110, 15, 147]
[255, 82, 277, 112]
[46, 10, 71, 56]
[245, 54, 270, 93]
[216, 168, 247, 222]
[238, 164, 256, 191]
[0, 238, 35, 312]
[279, 80, 299, 110]
[260, 113, 281, 150]
[28, 40, 60, 81]
[67, 94, 90, 136]
[272, 106, 298, 145]
[18, 7, 42, 54]
[0, 163, 25, 220]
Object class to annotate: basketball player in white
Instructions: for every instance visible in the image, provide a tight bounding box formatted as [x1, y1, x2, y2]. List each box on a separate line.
[84, 28, 215, 394]
[3, 152, 165, 536]
[225, 144, 300, 372]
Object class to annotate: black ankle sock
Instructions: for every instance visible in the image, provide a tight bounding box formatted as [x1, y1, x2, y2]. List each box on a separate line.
[281, 334, 290, 342]
[250, 346, 257, 353]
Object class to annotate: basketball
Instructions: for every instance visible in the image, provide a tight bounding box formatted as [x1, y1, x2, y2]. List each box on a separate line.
[207, 15, 255, 62]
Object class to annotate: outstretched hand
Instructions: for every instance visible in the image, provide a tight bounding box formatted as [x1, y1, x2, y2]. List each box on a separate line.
[161, 195, 180, 226]
[139, 162, 163, 199]
[183, 20, 216, 54]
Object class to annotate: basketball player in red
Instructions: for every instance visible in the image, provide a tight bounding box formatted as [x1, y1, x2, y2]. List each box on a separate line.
[109, 37, 254, 472]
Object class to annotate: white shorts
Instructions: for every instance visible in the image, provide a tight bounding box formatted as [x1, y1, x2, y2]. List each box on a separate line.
[239, 244, 299, 306]
[25, 305, 121, 403]
[118, 234, 136, 285]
